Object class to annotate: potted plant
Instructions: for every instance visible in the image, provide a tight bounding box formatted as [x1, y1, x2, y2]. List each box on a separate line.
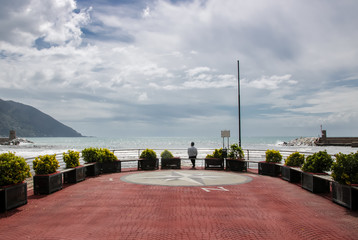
[33, 154, 62, 195]
[138, 149, 159, 170]
[226, 143, 246, 172]
[0, 152, 31, 212]
[331, 152, 358, 210]
[205, 148, 224, 170]
[98, 148, 121, 173]
[62, 150, 86, 184]
[301, 150, 333, 193]
[82, 147, 101, 176]
[161, 149, 181, 169]
[258, 149, 282, 177]
[281, 152, 304, 183]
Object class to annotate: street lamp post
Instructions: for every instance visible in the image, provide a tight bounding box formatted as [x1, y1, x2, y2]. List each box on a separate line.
[237, 60, 241, 147]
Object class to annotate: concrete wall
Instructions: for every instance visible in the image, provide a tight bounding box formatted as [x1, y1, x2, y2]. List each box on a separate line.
[317, 130, 358, 146]
[316, 137, 358, 146]
[0, 138, 9, 144]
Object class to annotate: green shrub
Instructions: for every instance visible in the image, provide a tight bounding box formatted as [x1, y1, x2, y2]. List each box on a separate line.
[285, 152, 305, 167]
[82, 148, 118, 163]
[140, 149, 157, 160]
[331, 152, 358, 185]
[301, 150, 333, 173]
[206, 148, 225, 159]
[228, 143, 244, 159]
[82, 147, 99, 163]
[33, 154, 60, 175]
[160, 150, 174, 160]
[265, 149, 282, 163]
[63, 150, 80, 168]
[0, 152, 31, 186]
[97, 148, 118, 163]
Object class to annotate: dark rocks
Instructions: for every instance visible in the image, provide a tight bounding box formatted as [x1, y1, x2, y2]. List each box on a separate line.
[282, 137, 319, 146]
[0, 138, 33, 145]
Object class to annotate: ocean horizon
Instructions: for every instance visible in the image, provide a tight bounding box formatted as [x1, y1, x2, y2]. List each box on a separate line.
[1, 136, 356, 159]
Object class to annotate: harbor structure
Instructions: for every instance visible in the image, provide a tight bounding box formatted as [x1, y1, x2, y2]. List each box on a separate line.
[316, 130, 358, 147]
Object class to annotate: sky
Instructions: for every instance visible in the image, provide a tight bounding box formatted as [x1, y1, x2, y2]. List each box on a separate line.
[1, 0, 358, 138]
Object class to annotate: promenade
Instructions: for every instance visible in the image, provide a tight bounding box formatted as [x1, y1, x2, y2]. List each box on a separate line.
[1, 167, 357, 240]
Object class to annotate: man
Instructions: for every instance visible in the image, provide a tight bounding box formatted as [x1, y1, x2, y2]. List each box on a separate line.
[187, 142, 198, 168]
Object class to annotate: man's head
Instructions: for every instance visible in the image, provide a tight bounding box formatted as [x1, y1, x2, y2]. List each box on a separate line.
[191, 142, 195, 146]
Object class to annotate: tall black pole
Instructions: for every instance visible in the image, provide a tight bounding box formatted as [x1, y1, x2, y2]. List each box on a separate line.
[238, 60, 241, 147]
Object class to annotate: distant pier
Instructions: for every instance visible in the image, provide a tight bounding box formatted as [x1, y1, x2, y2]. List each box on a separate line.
[316, 130, 358, 147]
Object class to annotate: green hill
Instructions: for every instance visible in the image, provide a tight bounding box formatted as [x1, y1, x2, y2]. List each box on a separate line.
[0, 99, 82, 137]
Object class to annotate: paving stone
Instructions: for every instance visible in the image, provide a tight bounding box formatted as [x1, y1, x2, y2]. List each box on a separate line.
[0, 169, 357, 239]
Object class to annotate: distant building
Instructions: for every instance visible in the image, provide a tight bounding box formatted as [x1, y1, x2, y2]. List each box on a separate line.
[0, 130, 18, 145]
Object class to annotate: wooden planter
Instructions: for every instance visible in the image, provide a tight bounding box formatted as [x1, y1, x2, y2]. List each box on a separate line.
[33, 172, 63, 195]
[0, 182, 27, 212]
[63, 166, 86, 183]
[85, 162, 101, 176]
[226, 159, 247, 172]
[161, 158, 181, 169]
[301, 172, 330, 193]
[332, 182, 358, 210]
[258, 162, 281, 177]
[138, 158, 159, 170]
[205, 158, 224, 170]
[281, 166, 301, 183]
[101, 161, 121, 173]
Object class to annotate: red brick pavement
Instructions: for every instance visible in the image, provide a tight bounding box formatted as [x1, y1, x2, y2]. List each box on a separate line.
[1, 169, 357, 240]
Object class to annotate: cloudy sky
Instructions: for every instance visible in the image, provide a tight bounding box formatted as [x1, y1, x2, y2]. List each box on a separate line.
[1, 0, 358, 138]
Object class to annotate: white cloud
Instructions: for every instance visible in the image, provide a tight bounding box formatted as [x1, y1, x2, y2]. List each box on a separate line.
[291, 87, 358, 116]
[243, 75, 297, 90]
[186, 67, 211, 77]
[0, 0, 90, 47]
[142, 6, 151, 18]
[1, 0, 358, 137]
[138, 92, 148, 102]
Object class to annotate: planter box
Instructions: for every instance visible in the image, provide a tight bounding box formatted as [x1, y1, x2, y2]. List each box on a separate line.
[33, 172, 63, 195]
[258, 162, 281, 177]
[101, 161, 121, 173]
[85, 162, 101, 176]
[63, 166, 86, 183]
[0, 182, 27, 212]
[138, 159, 159, 170]
[205, 158, 224, 170]
[332, 182, 358, 210]
[161, 158, 181, 169]
[301, 172, 330, 193]
[226, 159, 247, 172]
[281, 166, 301, 183]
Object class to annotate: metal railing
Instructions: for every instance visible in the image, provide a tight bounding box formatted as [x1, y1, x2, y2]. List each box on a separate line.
[24, 148, 318, 173]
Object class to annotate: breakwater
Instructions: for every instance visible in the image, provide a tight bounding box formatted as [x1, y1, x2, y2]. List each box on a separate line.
[282, 137, 318, 146]
[316, 130, 358, 147]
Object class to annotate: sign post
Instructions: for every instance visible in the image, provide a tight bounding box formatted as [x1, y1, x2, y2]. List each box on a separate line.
[221, 130, 230, 159]
[221, 130, 230, 149]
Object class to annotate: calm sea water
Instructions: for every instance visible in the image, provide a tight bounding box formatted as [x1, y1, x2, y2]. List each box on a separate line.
[1, 136, 356, 159]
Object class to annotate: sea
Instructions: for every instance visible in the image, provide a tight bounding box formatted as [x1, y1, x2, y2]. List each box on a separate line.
[1, 136, 356, 159]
